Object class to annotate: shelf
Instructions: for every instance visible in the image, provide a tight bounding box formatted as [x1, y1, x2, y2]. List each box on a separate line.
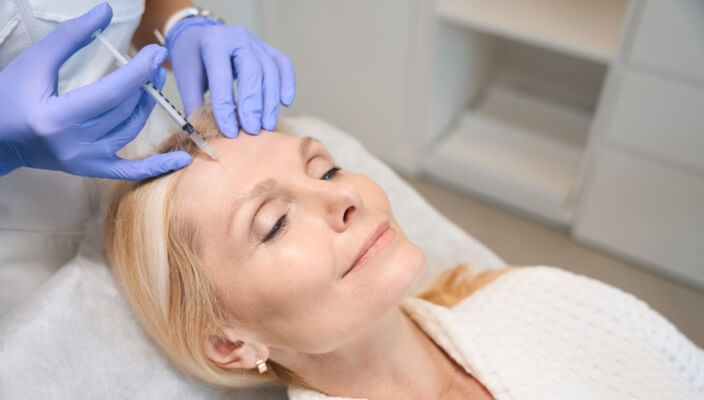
[436, 0, 628, 64]
[421, 86, 591, 224]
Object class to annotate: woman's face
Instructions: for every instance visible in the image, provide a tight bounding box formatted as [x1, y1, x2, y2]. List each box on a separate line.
[173, 131, 425, 354]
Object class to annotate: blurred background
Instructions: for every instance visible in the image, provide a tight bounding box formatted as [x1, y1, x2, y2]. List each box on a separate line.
[164, 0, 704, 345]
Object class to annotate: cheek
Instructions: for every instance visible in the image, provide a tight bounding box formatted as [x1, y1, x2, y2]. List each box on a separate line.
[263, 241, 335, 301]
[220, 233, 339, 338]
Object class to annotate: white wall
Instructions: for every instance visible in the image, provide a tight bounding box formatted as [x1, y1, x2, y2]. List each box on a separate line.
[196, 0, 262, 35]
[256, 0, 431, 171]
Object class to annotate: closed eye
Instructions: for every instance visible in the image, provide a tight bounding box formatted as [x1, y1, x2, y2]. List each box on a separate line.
[262, 166, 342, 243]
[321, 166, 340, 180]
[263, 214, 287, 242]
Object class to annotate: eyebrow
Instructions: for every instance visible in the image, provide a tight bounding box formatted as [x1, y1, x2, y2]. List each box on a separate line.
[300, 136, 316, 160]
[225, 136, 320, 236]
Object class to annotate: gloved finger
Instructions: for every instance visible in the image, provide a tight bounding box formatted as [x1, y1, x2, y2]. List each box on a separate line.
[144, 66, 167, 112]
[95, 67, 166, 150]
[201, 42, 238, 137]
[60, 44, 167, 123]
[173, 55, 207, 119]
[151, 65, 167, 90]
[106, 151, 192, 181]
[252, 41, 281, 131]
[75, 89, 142, 140]
[255, 38, 295, 107]
[35, 2, 112, 78]
[106, 91, 159, 152]
[232, 47, 264, 135]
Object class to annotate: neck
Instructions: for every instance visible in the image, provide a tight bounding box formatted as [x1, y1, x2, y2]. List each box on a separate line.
[270, 305, 456, 399]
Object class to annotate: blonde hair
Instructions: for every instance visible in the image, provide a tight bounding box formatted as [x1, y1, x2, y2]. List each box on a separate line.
[105, 112, 281, 387]
[417, 264, 512, 307]
[104, 109, 510, 389]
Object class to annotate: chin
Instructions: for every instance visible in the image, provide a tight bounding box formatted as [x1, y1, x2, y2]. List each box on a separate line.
[372, 237, 427, 309]
[329, 240, 425, 351]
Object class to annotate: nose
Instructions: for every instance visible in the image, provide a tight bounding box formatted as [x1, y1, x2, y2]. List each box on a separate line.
[310, 180, 361, 232]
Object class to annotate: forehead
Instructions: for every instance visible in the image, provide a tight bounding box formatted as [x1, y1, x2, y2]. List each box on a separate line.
[172, 132, 304, 216]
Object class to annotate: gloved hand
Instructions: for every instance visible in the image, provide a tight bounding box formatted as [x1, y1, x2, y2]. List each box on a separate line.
[0, 2, 192, 180]
[165, 17, 295, 137]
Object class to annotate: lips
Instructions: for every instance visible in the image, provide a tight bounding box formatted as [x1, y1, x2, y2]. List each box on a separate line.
[343, 220, 392, 278]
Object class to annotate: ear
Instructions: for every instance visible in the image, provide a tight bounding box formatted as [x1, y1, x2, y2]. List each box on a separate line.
[202, 331, 269, 370]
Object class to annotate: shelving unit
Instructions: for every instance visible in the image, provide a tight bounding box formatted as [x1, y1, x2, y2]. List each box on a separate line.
[436, 0, 628, 63]
[422, 85, 589, 224]
[423, 0, 629, 225]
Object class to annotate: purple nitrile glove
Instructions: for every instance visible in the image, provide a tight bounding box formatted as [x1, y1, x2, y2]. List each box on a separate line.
[0, 2, 192, 180]
[165, 17, 295, 137]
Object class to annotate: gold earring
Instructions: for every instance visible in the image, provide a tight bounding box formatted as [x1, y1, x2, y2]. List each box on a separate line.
[255, 357, 268, 374]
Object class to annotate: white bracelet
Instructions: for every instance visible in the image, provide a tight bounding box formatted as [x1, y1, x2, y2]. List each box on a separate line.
[153, 6, 221, 45]
[158, 6, 221, 41]
[163, 6, 200, 38]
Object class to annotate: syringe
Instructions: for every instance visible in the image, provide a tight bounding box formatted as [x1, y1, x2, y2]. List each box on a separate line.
[92, 30, 217, 160]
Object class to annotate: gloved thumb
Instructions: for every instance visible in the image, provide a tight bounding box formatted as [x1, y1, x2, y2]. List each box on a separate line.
[37, 2, 112, 77]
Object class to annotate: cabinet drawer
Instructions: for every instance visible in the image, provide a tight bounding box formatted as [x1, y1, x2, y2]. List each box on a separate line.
[628, 0, 704, 82]
[604, 68, 704, 173]
[574, 148, 704, 288]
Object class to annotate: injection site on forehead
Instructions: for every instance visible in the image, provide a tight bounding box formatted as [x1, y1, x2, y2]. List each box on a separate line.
[177, 133, 333, 212]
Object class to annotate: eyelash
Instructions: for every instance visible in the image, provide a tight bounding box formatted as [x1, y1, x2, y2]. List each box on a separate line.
[262, 166, 341, 243]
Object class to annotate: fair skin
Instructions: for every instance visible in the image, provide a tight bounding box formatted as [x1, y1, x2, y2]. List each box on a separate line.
[172, 131, 493, 399]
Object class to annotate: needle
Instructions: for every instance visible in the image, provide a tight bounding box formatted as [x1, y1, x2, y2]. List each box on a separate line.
[92, 29, 217, 160]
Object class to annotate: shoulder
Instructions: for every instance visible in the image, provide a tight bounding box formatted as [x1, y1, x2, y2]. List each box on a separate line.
[459, 267, 703, 379]
[455, 265, 641, 308]
[449, 265, 659, 325]
[414, 265, 700, 363]
[406, 266, 704, 396]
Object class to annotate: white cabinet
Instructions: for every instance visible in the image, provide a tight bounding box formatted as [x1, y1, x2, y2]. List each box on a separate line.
[421, 85, 589, 224]
[574, 149, 704, 288]
[603, 68, 704, 173]
[435, 0, 628, 63]
[575, 0, 704, 289]
[422, 0, 626, 225]
[627, 0, 704, 82]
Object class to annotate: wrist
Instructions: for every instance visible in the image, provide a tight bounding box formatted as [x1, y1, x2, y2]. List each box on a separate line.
[163, 6, 221, 37]
[164, 15, 223, 50]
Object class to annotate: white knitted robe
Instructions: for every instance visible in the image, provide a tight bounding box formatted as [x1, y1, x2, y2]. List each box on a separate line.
[288, 266, 704, 399]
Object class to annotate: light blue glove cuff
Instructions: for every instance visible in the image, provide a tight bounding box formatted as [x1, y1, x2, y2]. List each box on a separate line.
[164, 16, 223, 56]
[0, 166, 19, 176]
[0, 142, 22, 176]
